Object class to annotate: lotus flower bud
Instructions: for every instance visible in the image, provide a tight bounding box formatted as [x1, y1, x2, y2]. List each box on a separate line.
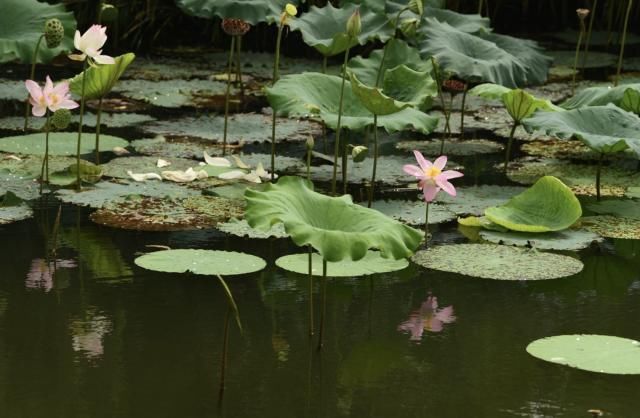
[221, 18, 251, 37]
[44, 18, 64, 49]
[51, 108, 71, 130]
[305, 135, 315, 151]
[399, 18, 419, 38]
[100, 3, 118, 23]
[576, 8, 590, 21]
[407, 0, 424, 16]
[351, 145, 368, 162]
[280, 3, 297, 25]
[346, 8, 361, 39]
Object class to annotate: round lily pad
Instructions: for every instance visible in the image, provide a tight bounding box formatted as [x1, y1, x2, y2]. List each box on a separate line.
[135, 249, 266, 276]
[216, 218, 287, 239]
[275, 251, 409, 277]
[412, 243, 584, 280]
[0, 132, 128, 156]
[521, 139, 634, 161]
[437, 185, 526, 216]
[526, 335, 640, 375]
[370, 200, 457, 225]
[0, 203, 33, 225]
[587, 199, 640, 220]
[396, 138, 503, 156]
[479, 229, 603, 251]
[581, 216, 640, 240]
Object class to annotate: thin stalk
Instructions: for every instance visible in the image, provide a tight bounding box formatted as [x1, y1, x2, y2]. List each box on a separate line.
[375, 7, 408, 86]
[424, 201, 430, 246]
[596, 152, 604, 201]
[270, 24, 285, 180]
[24, 35, 45, 131]
[39, 111, 51, 194]
[503, 121, 518, 172]
[342, 130, 348, 195]
[307, 246, 314, 336]
[331, 47, 352, 194]
[367, 115, 378, 208]
[572, 19, 586, 95]
[94, 98, 103, 164]
[322, 55, 328, 74]
[222, 36, 236, 157]
[606, 0, 615, 46]
[75, 59, 89, 191]
[614, 0, 633, 87]
[478, 0, 484, 15]
[431, 57, 452, 152]
[317, 259, 327, 350]
[50, 204, 62, 258]
[582, 0, 598, 69]
[218, 306, 231, 397]
[235, 35, 244, 97]
[459, 84, 468, 138]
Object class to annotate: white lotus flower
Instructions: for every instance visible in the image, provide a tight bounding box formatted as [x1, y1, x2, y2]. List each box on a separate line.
[127, 170, 162, 182]
[69, 25, 115, 64]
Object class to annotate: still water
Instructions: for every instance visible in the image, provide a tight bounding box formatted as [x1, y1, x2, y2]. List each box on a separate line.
[1, 202, 639, 418]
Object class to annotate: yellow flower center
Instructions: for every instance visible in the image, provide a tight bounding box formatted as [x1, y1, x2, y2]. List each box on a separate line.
[285, 3, 297, 16]
[424, 166, 441, 179]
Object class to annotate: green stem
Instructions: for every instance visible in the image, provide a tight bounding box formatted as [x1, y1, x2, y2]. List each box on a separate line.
[572, 20, 586, 95]
[424, 201, 430, 246]
[50, 204, 62, 258]
[76, 59, 89, 191]
[431, 57, 451, 152]
[596, 152, 604, 201]
[331, 46, 351, 195]
[342, 130, 348, 195]
[504, 121, 518, 172]
[95, 98, 103, 164]
[322, 55, 327, 74]
[367, 114, 378, 208]
[219, 306, 231, 398]
[614, 0, 633, 87]
[460, 84, 468, 138]
[39, 111, 51, 194]
[270, 24, 285, 180]
[582, 0, 598, 69]
[317, 259, 327, 351]
[24, 35, 45, 131]
[478, 0, 484, 15]
[374, 7, 407, 87]
[235, 35, 244, 97]
[308, 246, 314, 337]
[222, 36, 236, 157]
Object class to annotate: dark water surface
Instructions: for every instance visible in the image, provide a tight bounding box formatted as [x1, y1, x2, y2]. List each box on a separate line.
[1, 202, 639, 418]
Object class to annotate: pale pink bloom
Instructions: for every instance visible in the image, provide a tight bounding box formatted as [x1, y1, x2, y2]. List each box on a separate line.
[403, 151, 463, 202]
[25, 258, 77, 292]
[397, 295, 456, 341]
[69, 24, 115, 64]
[25, 76, 79, 117]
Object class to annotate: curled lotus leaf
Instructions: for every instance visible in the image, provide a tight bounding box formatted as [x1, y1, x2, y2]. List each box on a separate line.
[275, 251, 409, 277]
[621, 88, 640, 114]
[135, 249, 266, 276]
[69, 53, 136, 100]
[244, 176, 423, 262]
[349, 72, 410, 116]
[175, 0, 295, 24]
[216, 218, 287, 239]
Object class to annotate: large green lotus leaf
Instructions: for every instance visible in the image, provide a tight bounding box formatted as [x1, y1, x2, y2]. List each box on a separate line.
[527, 335, 640, 375]
[412, 243, 584, 280]
[288, 3, 393, 57]
[266, 73, 438, 134]
[175, 0, 294, 24]
[0, 132, 128, 156]
[0, 154, 76, 180]
[484, 176, 582, 233]
[0, 0, 76, 64]
[349, 72, 409, 116]
[469, 83, 560, 121]
[348, 39, 432, 88]
[216, 218, 287, 239]
[413, 6, 489, 34]
[468, 83, 511, 100]
[582, 216, 640, 239]
[369, 200, 456, 225]
[275, 251, 408, 277]
[113, 79, 237, 109]
[479, 229, 603, 251]
[437, 185, 526, 216]
[396, 138, 503, 156]
[244, 176, 422, 262]
[523, 105, 640, 157]
[135, 249, 266, 276]
[561, 84, 640, 110]
[587, 199, 640, 220]
[478, 31, 552, 86]
[382, 65, 437, 109]
[621, 88, 640, 114]
[417, 19, 527, 88]
[69, 53, 136, 100]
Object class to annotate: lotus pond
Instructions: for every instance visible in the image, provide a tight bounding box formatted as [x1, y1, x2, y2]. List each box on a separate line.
[1, 0, 640, 417]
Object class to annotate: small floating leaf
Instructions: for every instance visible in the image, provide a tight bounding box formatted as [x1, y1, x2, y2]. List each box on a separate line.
[0, 132, 128, 156]
[135, 249, 266, 276]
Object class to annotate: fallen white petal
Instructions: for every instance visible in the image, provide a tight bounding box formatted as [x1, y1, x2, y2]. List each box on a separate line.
[162, 168, 198, 183]
[3, 154, 22, 161]
[127, 170, 162, 182]
[218, 170, 247, 180]
[112, 147, 130, 156]
[156, 158, 171, 168]
[232, 155, 250, 169]
[204, 151, 231, 167]
[243, 172, 262, 183]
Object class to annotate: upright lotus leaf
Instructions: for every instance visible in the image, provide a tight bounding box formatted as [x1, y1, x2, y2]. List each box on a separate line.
[417, 19, 528, 88]
[0, 0, 76, 64]
[484, 176, 582, 233]
[523, 105, 640, 157]
[470, 83, 560, 122]
[562, 84, 640, 110]
[69, 53, 135, 100]
[382, 65, 437, 109]
[349, 72, 410, 116]
[244, 176, 423, 262]
[288, 3, 394, 57]
[175, 0, 294, 24]
[266, 72, 439, 134]
[621, 87, 640, 114]
[419, 7, 490, 33]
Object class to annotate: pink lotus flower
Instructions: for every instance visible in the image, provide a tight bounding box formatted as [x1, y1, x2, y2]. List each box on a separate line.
[68, 25, 115, 64]
[397, 295, 456, 341]
[25, 76, 79, 117]
[25, 258, 77, 292]
[403, 151, 463, 202]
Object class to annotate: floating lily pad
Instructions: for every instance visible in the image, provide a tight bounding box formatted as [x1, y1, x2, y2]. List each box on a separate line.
[370, 200, 457, 225]
[135, 249, 266, 276]
[520, 139, 634, 160]
[0, 202, 33, 225]
[626, 187, 640, 199]
[204, 183, 265, 200]
[90, 195, 243, 231]
[0, 170, 40, 200]
[131, 136, 235, 159]
[0, 112, 154, 131]
[276, 251, 409, 277]
[526, 335, 640, 375]
[216, 218, 287, 239]
[479, 229, 603, 250]
[0, 79, 28, 102]
[0, 132, 128, 156]
[547, 50, 617, 69]
[412, 243, 584, 280]
[581, 216, 640, 240]
[113, 79, 240, 108]
[587, 199, 640, 219]
[124, 56, 214, 81]
[100, 156, 198, 179]
[142, 113, 321, 145]
[396, 138, 503, 156]
[0, 154, 77, 179]
[437, 185, 526, 216]
[494, 125, 554, 143]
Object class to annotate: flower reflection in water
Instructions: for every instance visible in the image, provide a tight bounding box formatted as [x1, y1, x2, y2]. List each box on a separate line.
[398, 295, 456, 341]
[25, 258, 77, 292]
[70, 309, 112, 361]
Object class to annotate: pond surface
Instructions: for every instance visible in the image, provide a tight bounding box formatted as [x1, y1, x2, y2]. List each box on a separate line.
[1, 203, 639, 417]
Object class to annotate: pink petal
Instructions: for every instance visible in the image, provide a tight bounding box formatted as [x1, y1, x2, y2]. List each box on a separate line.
[433, 155, 447, 170]
[93, 54, 115, 65]
[43, 76, 54, 98]
[31, 104, 46, 117]
[435, 178, 456, 196]
[413, 150, 431, 171]
[440, 170, 464, 180]
[435, 306, 456, 324]
[403, 164, 425, 178]
[59, 99, 79, 109]
[25, 80, 43, 102]
[422, 184, 440, 202]
[52, 80, 69, 97]
[426, 319, 444, 332]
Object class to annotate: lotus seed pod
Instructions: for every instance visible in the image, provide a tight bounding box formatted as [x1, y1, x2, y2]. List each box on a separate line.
[351, 145, 368, 163]
[44, 18, 64, 49]
[305, 135, 315, 150]
[100, 4, 118, 23]
[576, 8, 590, 21]
[51, 108, 72, 130]
[407, 0, 424, 16]
[442, 79, 466, 94]
[221, 18, 251, 36]
[346, 8, 361, 39]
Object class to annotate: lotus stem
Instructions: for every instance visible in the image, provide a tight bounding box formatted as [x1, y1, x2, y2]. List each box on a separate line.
[75, 59, 89, 192]
[614, 0, 633, 87]
[424, 201, 430, 246]
[222, 36, 236, 157]
[582, 0, 598, 69]
[367, 114, 378, 208]
[596, 152, 604, 201]
[375, 7, 408, 87]
[431, 57, 452, 153]
[331, 46, 352, 195]
[504, 121, 518, 172]
[95, 98, 103, 164]
[24, 35, 44, 132]
[478, 0, 484, 15]
[50, 204, 62, 258]
[308, 246, 314, 336]
[235, 36, 244, 97]
[317, 259, 327, 350]
[572, 18, 586, 95]
[606, 0, 615, 46]
[39, 111, 51, 194]
[218, 306, 231, 398]
[322, 55, 327, 74]
[342, 130, 348, 195]
[270, 23, 285, 180]
[460, 84, 468, 138]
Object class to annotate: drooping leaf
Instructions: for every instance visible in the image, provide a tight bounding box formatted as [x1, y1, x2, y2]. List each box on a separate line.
[276, 251, 409, 277]
[412, 243, 584, 280]
[418, 7, 490, 34]
[69, 53, 136, 100]
[382, 65, 437, 109]
[135, 249, 266, 276]
[526, 335, 640, 375]
[561, 84, 640, 110]
[244, 176, 423, 262]
[621, 87, 640, 114]
[175, 0, 295, 24]
[0, 132, 128, 156]
[349, 72, 410, 116]
[484, 176, 582, 233]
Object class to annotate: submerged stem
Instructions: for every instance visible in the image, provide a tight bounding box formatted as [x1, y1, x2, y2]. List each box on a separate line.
[367, 114, 378, 208]
[596, 152, 604, 201]
[331, 46, 351, 194]
[95, 98, 103, 164]
[75, 59, 89, 191]
[503, 121, 518, 172]
[317, 259, 327, 351]
[222, 36, 236, 157]
[219, 306, 231, 397]
[614, 0, 633, 87]
[24, 35, 44, 132]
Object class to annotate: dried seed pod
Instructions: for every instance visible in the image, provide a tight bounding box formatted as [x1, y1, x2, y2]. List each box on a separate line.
[221, 18, 251, 36]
